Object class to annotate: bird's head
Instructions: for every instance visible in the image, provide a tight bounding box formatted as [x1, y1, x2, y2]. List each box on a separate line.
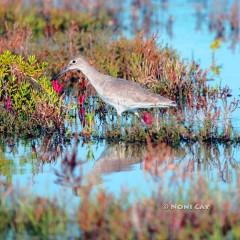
[56, 56, 89, 78]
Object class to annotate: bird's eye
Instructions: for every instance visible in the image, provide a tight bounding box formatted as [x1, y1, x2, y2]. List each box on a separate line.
[72, 60, 76, 64]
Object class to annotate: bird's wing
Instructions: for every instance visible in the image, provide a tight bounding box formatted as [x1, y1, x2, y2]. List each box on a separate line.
[104, 76, 175, 107]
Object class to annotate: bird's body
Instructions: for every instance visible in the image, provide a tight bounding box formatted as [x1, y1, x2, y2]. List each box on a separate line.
[97, 75, 176, 115]
[58, 56, 176, 115]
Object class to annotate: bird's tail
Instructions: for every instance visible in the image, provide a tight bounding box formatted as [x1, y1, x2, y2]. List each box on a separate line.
[167, 101, 177, 107]
[155, 95, 177, 108]
[157, 100, 177, 108]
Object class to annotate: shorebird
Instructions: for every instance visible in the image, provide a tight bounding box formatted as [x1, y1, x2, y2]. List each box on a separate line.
[57, 56, 176, 116]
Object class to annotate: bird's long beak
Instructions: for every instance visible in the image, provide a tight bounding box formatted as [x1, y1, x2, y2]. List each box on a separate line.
[53, 67, 69, 80]
[53, 66, 80, 80]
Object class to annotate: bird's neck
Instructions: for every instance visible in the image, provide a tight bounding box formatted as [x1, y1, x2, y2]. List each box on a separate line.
[79, 64, 105, 91]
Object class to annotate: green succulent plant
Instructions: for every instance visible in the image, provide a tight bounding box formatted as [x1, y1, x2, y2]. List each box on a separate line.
[0, 50, 63, 119]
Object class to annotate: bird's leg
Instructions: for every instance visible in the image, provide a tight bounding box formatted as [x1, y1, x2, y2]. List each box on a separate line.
[120, 114, 127, 135]
[114, 109, 123, 134]
[133, 111, 147, 127]
[134, 112, 142, 123]
[154, 109, 160, 131]
[116, 108, 128, 134]
[116, 114, 127, 136]
[117, 114, 121, 129]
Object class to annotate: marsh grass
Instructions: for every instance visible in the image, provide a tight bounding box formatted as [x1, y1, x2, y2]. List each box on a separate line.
[0, 186, 68, 239]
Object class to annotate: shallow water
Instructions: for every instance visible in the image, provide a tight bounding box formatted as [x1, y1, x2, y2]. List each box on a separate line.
[1, 0, 240, 203]
[1, 135, 240, 204]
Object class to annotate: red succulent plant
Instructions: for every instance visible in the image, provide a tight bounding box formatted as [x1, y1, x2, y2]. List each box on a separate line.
[142, 111, 153, 126]
[52, 79, 64, 94]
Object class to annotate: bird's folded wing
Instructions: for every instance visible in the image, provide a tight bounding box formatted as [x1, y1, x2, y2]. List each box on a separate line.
[105, 77, 174, 106]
